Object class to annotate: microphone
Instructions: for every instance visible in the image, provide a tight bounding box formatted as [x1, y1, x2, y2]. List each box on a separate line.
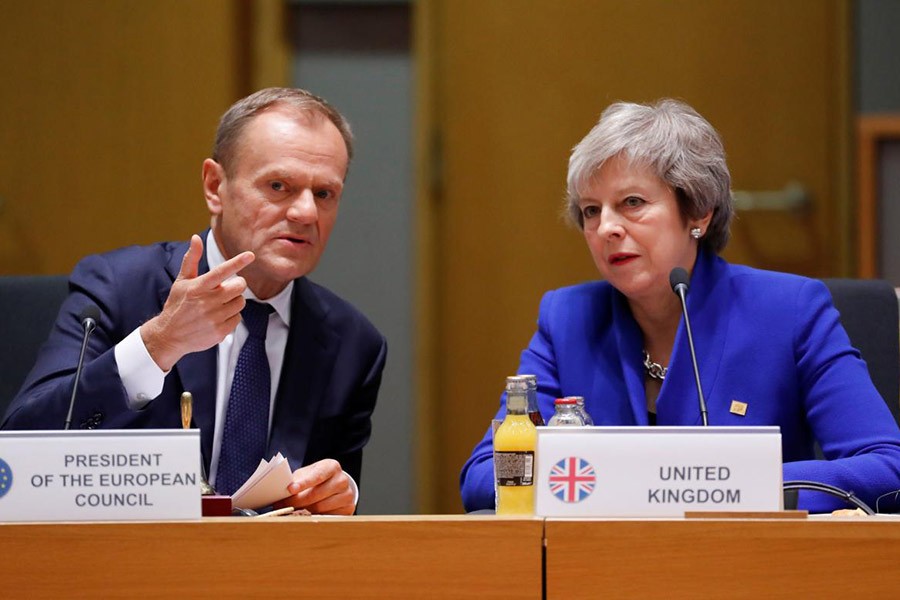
[669, 268, 709, 426]
[64, 305, 101, 430]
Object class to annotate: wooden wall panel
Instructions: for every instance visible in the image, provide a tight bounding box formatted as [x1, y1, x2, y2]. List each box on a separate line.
[0, 1, 243, 275]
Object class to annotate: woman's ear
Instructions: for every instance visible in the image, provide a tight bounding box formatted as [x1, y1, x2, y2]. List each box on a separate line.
[693, 210, 714, 235]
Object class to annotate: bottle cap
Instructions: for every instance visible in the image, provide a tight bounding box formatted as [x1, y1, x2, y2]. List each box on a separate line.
[554, 398, 577, 405]
[506, 376, 529, 393]
[519, 374, 538, 388]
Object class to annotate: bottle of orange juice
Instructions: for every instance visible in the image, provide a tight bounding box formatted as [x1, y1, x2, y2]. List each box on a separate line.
[494, 376, 538, 515]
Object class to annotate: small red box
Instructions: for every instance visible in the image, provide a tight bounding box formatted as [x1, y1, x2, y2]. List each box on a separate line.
[201, 495, 232, 517]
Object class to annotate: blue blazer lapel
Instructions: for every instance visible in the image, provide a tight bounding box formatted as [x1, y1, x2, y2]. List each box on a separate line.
[658, 250, 732, 425]
[161, 235, 218, 471]
[267, 277, 339, 469]
[611, 291, 649, 425]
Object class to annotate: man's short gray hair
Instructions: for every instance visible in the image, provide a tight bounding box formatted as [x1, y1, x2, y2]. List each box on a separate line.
[213, 87, 354, 176]
[566, 99, 734, 254]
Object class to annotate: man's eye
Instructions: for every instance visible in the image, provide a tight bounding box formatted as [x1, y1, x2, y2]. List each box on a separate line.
[315, 189, 334, 200]
[271, 181, 285, 192]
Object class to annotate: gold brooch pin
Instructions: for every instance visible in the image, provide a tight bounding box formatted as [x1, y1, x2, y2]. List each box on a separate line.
[730, 400, 748, 416]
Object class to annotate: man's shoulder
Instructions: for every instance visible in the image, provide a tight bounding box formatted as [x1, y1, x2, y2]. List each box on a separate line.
[70, 240, 187, 297]
[89, 240, 187, 266]
[296, 278, 384, 342]
[74, 239, 186, 270]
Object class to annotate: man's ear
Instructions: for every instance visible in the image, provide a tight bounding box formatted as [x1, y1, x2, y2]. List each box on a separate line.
[202, 158, 225, 216]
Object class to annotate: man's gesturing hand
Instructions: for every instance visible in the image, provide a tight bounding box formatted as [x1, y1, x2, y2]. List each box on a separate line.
[142, 234, 255, 371]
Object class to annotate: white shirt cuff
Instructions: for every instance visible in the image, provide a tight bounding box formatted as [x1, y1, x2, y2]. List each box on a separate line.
[114, 327, 168, 410]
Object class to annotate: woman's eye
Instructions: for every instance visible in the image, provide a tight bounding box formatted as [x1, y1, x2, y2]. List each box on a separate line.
[581, 205, 600, 219]
[624, 196, 644, 208]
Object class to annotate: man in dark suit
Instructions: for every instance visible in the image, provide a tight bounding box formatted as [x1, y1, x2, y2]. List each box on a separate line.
[2, 88, 387, 515]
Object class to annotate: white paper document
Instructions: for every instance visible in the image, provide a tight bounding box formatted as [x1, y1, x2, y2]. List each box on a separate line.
[231, 453, 294, 510]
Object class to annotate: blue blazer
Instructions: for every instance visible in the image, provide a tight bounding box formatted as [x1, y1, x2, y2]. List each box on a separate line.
[2, 236, 387, 487]
[460, 251, 900, 512]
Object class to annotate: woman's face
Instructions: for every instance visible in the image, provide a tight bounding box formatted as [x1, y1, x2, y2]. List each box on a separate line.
[577, 154, 710, 305]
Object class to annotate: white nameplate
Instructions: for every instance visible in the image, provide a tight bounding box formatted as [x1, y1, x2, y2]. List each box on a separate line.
[0, 429, 201, 522]
[535, 426, 783, 517]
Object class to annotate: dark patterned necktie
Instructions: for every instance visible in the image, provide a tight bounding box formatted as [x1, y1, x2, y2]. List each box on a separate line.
[216, 300, 274, 496]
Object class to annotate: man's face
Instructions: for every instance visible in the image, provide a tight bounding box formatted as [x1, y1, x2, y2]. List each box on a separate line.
[203, 106, 349, 299]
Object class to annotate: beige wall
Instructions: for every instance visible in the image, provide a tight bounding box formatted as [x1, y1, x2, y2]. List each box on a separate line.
[0, 1, 244, 275]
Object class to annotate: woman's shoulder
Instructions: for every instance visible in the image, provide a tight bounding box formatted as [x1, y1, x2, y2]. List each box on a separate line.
[542, 280, 614, 304]
[725, 261, 826, 292]
[721, 261, 830, 308]
[537, 280, 618, 326]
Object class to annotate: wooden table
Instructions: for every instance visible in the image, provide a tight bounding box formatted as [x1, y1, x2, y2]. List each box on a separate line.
[0, 516, 543, 599]
[4, 515, 900, 598]
[545, 517, 900, 598]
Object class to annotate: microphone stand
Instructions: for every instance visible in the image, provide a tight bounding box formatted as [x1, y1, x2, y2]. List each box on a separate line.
[64, 308, 99, 430]
[670, 269, 709, 426]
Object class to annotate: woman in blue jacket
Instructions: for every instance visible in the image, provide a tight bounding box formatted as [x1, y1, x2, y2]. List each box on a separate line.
[460, 99, 900, 513]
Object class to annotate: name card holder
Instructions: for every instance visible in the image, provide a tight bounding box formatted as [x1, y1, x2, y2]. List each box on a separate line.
[535, 426, 783, 517]
[0, 429, 201, 522]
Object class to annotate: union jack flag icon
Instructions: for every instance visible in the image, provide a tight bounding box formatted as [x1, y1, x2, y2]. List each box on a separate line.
[549, 457, 596, 503]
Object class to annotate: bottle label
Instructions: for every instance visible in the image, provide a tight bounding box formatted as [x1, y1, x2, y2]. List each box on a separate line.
[494, 451, 534, 486]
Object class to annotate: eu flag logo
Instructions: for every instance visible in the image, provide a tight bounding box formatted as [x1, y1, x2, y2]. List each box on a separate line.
[549, 456, 596, 503]
[0, 458, 12, 499]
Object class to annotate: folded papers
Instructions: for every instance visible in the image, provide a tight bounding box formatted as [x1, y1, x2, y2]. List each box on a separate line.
[231, 453, 294, 510]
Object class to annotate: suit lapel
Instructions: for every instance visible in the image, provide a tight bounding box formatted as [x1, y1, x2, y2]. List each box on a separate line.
[162, 233, 218, 470]
[657, 250, 732, 425]
[267, 278, 339, 468]
[610, 291, 650, 425]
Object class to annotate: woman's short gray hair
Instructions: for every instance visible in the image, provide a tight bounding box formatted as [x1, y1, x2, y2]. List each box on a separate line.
[565, 99, 733, 254]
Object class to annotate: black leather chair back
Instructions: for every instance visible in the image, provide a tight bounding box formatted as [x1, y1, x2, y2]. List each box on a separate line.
[0, 275, 69, 416]
[822, 278, 900, 426]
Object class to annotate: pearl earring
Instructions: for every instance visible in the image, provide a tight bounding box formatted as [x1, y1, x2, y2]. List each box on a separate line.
[690, 227, 702, 239]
